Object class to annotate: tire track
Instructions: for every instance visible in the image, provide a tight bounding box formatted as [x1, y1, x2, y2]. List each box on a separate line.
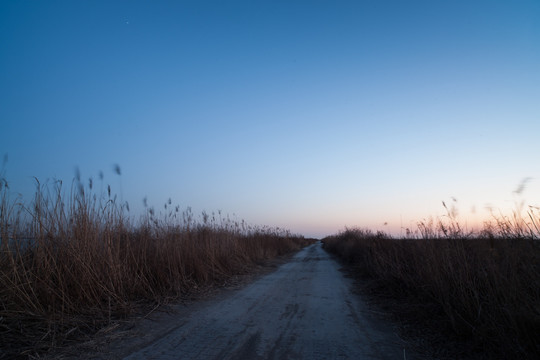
[117, 242, 419, 359]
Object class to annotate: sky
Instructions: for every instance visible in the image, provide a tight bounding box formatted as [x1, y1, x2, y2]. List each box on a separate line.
[1, 0, 539, 238]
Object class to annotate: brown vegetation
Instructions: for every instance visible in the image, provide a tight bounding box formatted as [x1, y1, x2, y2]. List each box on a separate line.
[0, 175, 311, 358]
[323, 212, 540, 359]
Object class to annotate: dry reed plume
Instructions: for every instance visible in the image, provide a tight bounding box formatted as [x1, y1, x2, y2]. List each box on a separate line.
[0, 171, 311, 358]
[323, 208, 540, 359]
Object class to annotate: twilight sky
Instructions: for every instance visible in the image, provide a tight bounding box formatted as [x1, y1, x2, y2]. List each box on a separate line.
[1, 0, 539, 238]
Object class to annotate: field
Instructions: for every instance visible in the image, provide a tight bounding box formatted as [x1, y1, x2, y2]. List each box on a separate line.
[2, 172, 539, 359]
[0, 176, 312, 358]
[323, 212, 540, 359]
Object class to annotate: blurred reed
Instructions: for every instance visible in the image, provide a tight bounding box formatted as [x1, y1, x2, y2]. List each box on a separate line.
[0, 171, 311, 357]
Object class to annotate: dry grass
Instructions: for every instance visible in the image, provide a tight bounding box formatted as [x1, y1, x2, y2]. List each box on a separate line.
[323, 212, 540, 359]
[0, 174, 311, 358]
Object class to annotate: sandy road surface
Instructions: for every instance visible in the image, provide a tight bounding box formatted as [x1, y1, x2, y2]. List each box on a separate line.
[107, 242, 418, 359]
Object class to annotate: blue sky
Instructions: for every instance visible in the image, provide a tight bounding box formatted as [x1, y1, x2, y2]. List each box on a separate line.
[1, 0, 539, 238]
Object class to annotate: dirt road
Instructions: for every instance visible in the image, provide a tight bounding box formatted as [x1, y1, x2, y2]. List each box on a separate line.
[108, 242, 418, 359]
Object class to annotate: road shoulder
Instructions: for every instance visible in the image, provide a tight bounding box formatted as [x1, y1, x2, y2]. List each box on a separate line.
[42, 253, 297, 360]
[332, 257, 487, 360]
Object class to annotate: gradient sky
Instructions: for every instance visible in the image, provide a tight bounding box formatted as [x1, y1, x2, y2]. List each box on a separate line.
[2, 0, 539, 238]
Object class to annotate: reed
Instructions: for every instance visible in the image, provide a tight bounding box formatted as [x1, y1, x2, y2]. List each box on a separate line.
[0, 174, 310, 358]
[323, 212, 539, 359]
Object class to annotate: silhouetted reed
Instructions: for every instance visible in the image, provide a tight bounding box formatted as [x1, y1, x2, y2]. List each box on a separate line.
[323, 209, 539, 359]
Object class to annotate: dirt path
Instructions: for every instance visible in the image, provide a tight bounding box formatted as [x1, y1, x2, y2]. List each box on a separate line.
[84, 242, 422, 359]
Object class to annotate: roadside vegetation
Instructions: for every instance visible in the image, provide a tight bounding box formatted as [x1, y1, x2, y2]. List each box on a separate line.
[323, 204, 539, 359]
[0, 170, 311, 358]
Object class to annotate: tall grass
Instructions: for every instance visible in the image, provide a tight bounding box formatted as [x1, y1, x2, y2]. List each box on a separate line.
[323, 211, 540, 359]
[0, 174, 310, 358]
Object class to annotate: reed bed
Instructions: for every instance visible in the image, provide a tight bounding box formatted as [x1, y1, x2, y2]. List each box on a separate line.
[0, 175, 310, 358]
[323, 213, 540, 359]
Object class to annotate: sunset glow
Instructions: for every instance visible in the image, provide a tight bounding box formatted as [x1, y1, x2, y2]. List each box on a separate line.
[2, 0, 539, 238]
